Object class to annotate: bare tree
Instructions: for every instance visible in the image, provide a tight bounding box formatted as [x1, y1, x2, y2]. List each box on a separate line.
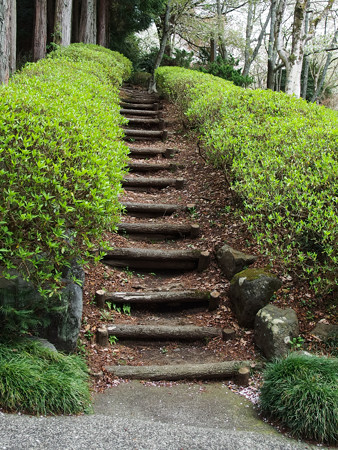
[0, 0, 16, 84]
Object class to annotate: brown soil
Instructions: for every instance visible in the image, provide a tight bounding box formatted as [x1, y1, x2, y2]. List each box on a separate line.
[80, 93, 336, 392]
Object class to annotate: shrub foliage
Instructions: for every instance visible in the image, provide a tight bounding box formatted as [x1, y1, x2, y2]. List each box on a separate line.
[0, 338, 91, 415]
[260, 353, 338, 444]
[156, 67, 338, 295]
[0, 44, 131, 301]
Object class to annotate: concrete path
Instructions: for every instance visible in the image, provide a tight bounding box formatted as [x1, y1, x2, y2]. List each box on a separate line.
[0, 381, 319, 449]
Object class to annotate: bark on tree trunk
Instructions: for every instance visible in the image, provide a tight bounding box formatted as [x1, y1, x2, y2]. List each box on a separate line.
[47, 0, 55, 43]
[97, 0, 108, 46]
[0, 0, 12, 84]
[267, 0, 278, 89]
[210, 38, 216, 62]
[9, 0, 16, 74]
[54, 0, 73, 46]
[33, 0, 47, 61]
[79, 0, 97, 43]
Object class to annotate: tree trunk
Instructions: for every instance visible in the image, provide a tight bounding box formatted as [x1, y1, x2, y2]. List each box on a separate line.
[47, 0, 55, 43]
[210, 38, 216, 62]
[54, 0, 73, 46]
[97, 0, 108, 46]
[33, 0, 47, 61]
[301, 56, 309, 98]
[149, 0, 172, 93]
[72, 0, 80, 42]
[79, 0, 97, 43]
[0, 0, 12, 83]
[267, 0, 278, 89]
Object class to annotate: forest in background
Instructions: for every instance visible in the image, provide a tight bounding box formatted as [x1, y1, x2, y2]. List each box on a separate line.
[0, 0, 337, 106]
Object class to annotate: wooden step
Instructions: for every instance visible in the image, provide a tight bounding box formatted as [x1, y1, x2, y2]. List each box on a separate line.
[125, 118, 165, 129]
[121, 202, 192, 217]
[95, 289, 220, 310]
[122, 176, 184, 190]
[101, 248, 210, 272]
[127, 147, 176, 159]
[97, 324, 223, 345]
[104, 361, 251, 381]
[120, 108, 161, 117]
[120, 97, 158, 105]
[121, 102, 159, 111]
[127, 161, 176, 172]
[117, 222, 199, 239]
[124, 129, 167, 141]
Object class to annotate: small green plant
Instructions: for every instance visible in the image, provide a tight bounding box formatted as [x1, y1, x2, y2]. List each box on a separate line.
[289, 336, 304, 351]
[260, 353, 338, 444]
[123, 267, 134, 277]
[0, 338, 91, 415]
[109, 335, 118, 345]
[100, 309, 113, 322]
[123, 304, 131, 315]
[160, 347, 168, 354]
[112, 303, 122, 314]
[84, 330, 94, 341]
[187, 205, 199, 219]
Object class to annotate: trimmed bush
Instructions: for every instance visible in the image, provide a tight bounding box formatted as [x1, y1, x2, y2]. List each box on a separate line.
[155, 67, 338, 295]
[0, 338, 91, 415]
[0, 44, 131, 330]
[260, 353, 338, 444]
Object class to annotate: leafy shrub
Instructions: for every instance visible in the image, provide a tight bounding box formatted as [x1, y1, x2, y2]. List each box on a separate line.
[155, 67, 338, 295]
[0, 338, 91, 415]
[199, 56, 253, 87]
[0, 44, 131, 324]
[260, 353, 338, 444]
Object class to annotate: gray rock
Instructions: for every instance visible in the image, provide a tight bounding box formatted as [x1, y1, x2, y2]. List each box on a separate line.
[27, 337, 57, 352]
[229, 268, 282, 327]
[311, 322, 338, 340]
[0, 261, 84, 353]
[216, 243, 257, 279]
[255, 304, 299, 359]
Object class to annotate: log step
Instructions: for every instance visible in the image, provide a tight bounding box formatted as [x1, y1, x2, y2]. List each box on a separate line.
[121, 102, 159, 111]
[127, 161, 176, 172]
[127, 147, 176, 159]
[121, 202, 192, 217]
[102, 248, 210, 272]
[95, 290, 220, 310]
[117, 222, 199, 239]
[104, 361, 251, 381]
[124, 129, 167, 141]
[125, 118, 165, 129]
[97, 324, 223, 344]
[120, 97, 158, 105]
[122, 176, 184, 190]
[120, 109, 160, 117]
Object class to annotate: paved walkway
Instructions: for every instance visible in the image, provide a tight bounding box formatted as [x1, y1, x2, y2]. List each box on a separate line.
[0, 381, 319, 449]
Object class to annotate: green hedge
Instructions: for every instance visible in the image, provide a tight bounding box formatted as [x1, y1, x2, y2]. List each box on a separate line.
[260, 353, 338, 444]
[156, 67, 338, 294]
[0, 44, 131, 301]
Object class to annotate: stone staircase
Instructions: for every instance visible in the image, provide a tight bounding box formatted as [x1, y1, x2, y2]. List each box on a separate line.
[95, 85, 250, 383]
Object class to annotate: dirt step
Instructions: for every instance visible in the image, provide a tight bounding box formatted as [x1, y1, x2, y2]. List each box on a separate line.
[97, 324, 223, 345]
[123, 129, 167, 141]
[120, 97, 159, 105]
[120, 109, 161, 117]
[127, 161, 177, 172]
[104, 361, 251, 381]
[117, 222, 199, 240]
[127, 147, 176, 159]
[101, 248, 210, 272]
[124, 117, 165, 129]
[120, 102, 159, 111]
[121, 202, 193, 217]
[95, 289, 220, 310]
[122, 176, 184, 190]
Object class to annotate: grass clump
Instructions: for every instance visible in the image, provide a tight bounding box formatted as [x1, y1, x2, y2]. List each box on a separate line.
[0, 338, 91, 415]
[155, 67, 338, 296]
[260, 353, 338, 444]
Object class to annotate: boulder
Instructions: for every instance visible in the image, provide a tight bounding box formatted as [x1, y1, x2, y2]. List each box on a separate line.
[229, 268, 282, 327]
[255, 304, 299, 359]
[311, 322, 338, 341]
[216, 243, 257, 279]
[0, 261, 84, 353]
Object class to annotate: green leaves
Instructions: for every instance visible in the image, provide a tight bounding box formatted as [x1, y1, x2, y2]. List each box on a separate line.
[0, 44, 131, 322]
[156, 66, 338, 295]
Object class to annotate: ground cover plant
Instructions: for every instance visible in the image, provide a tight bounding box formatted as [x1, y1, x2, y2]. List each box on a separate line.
[0, 44, 132, 333]
[0, 338, 91, 415]
[155, 67, 338, 297]
[260, 353, 338, 444]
